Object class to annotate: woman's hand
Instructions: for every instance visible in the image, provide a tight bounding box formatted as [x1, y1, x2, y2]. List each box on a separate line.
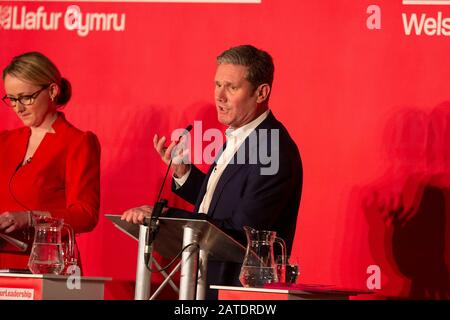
[0, 211, 31, 233]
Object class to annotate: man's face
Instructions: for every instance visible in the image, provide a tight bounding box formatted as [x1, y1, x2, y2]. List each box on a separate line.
[214, 63, 259, 129]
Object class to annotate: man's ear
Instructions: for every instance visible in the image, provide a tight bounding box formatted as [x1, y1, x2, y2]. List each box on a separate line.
[256, 84, 271, 104]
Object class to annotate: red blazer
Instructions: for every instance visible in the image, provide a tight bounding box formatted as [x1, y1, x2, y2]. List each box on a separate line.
[0, 113, 100, 269]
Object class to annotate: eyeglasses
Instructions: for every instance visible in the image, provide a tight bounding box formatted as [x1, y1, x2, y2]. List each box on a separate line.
[2, 85, 50, 107]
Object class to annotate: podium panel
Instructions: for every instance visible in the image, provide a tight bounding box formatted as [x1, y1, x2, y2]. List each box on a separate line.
[106, 215, 246, 263]
[0, 273, 111, 300]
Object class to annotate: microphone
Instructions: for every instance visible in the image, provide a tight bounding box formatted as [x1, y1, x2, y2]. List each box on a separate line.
[15, 162, 22, 173]
[144, 124, 193, 266]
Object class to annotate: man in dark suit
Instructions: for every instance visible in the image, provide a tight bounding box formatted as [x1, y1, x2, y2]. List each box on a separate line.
[122, 44, 302, 298]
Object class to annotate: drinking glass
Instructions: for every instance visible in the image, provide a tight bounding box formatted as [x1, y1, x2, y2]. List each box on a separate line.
[276, 255, 300, 284]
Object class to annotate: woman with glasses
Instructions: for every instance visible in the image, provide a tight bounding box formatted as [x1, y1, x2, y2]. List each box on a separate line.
[0, 52, 100, 272]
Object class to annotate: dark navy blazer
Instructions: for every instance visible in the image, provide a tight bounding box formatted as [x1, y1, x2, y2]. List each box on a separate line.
[168, 111, 303, 295]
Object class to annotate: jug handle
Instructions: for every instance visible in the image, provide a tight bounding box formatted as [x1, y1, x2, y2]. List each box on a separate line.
[274, 236, 286, 283]
[63, 223, 75, 266]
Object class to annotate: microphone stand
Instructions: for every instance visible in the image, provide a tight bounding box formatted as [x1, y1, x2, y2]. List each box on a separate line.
[135, 125, 192, 300]
[143, 160, 171, 267]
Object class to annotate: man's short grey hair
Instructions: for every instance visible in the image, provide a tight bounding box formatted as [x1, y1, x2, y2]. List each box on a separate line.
[217, 44, 274, 92]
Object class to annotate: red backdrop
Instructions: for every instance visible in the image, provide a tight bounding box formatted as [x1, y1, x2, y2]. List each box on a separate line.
[1, 0, 449, 299]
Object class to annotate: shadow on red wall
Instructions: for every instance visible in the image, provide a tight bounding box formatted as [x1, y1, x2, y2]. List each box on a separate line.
[358, 102, 450, 299]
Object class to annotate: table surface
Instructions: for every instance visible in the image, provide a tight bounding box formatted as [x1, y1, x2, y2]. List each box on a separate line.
[210, 284, 372, 296]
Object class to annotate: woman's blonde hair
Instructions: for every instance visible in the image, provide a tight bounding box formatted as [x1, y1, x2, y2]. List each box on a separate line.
[3, 52, 71, 106]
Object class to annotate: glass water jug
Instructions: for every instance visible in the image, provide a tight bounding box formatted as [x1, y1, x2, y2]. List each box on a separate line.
[28, 217, 75, 275]
[239, 226, 286, 287]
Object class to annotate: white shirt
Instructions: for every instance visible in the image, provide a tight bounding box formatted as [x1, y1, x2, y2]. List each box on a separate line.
[174, 110, 270, 214]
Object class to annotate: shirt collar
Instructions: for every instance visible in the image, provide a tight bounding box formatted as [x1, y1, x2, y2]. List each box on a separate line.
[225, 109, 270, 141]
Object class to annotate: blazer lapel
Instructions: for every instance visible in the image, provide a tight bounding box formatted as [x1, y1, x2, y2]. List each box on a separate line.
[206, 136, 255, 216]
[206, 160, 244, 217]
[194, 142, 227, 212]
[199, 111, 279, 215]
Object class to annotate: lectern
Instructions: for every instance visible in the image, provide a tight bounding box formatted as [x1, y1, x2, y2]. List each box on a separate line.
[106, 214, 246, 300]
